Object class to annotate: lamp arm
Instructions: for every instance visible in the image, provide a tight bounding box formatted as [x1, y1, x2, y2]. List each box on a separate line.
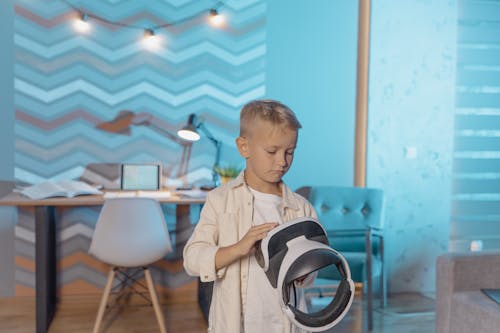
[198, 122, 222, 185]
[132, 113, 193, 179]
[149, 122, 187, 145]
[133, 114, 188, 146]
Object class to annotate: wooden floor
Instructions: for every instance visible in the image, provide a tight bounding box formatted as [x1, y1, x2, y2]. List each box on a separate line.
[0, 286, 435, 333]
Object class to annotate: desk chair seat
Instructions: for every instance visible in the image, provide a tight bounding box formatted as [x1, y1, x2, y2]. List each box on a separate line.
[89, 198, 172, 333]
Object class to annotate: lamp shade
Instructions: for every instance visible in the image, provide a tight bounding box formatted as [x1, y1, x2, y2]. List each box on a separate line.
[176, 113, 222, 187]
[177, 126, 200, 141]
[177, 114, 201, 141]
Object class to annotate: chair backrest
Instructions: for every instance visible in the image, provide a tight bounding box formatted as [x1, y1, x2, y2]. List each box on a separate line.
[89, 198, 172, 267]
[297, 186, 384, 253]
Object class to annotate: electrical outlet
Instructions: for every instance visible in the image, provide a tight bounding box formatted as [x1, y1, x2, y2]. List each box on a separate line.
[470, 240, 483, 252]
[404, 146, 417, 159]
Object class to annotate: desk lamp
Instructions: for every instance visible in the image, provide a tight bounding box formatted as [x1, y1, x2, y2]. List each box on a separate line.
[96, 111, 192, 179]
[177, 114, 221, 187]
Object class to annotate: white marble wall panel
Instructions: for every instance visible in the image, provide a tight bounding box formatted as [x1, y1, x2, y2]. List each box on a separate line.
[367, 0, 457, 292]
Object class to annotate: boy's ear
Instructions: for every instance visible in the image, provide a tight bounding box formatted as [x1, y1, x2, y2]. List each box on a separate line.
[236, 136, 250, 158]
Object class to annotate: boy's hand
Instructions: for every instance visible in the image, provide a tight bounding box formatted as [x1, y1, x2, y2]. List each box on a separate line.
[215, 222, 278, 270]
[237, 223, 278, 256]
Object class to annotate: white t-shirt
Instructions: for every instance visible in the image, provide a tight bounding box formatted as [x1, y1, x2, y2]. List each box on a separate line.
[243, 187, 285, 333]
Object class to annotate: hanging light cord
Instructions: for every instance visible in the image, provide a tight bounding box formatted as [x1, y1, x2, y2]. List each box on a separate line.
[64, 0, 224, 32]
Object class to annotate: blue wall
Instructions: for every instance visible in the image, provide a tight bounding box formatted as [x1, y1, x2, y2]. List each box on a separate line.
[268, 0, 457, 293]
[367, 0, 456, 292]
[0, 0, 14, 181]
[0, 0, 16, 297]
[11, 0, 266, 187]
[5, 0, 267, 297]
[267, 0, 359, 190]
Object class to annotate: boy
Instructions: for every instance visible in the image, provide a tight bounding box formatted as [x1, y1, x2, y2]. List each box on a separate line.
[183, 99, 317, 333]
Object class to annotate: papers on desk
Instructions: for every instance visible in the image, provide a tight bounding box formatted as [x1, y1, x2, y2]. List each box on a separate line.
[19, 180, 102, 200]
[103, 191, 173, 199]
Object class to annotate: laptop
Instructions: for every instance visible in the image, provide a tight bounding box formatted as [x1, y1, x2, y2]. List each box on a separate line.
[120, 163, 161, 191]
[481, 289, 500, 305]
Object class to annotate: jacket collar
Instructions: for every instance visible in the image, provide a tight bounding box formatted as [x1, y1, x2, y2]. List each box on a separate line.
[228, 170, 301, 211]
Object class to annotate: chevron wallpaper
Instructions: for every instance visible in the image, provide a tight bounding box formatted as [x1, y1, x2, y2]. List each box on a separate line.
[13, 0, 266, 295]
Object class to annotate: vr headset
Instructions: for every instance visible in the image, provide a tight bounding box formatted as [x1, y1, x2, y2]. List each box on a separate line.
[255, 217, 355, 332]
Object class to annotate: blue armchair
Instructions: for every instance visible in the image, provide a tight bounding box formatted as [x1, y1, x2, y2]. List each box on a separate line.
[297, 186, 386, 331]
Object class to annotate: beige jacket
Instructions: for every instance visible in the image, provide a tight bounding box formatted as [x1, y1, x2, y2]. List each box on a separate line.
[183, 172, 317, 333]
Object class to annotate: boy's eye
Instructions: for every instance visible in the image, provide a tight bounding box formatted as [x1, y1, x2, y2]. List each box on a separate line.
[266, 150, 277, 154]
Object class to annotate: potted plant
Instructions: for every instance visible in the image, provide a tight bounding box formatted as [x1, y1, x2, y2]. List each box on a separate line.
[214, 165, 241, 185]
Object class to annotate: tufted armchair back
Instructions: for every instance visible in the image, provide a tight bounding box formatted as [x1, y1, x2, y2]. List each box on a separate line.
[309, 186, 384, 230]
[296, 185, 386, 330]
[303, 186, 384, 254]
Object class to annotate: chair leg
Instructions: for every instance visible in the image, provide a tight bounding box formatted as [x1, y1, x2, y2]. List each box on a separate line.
[144, 268, 167, 333]
[93, 268, 116, 333]
[380, 235, 387, 308]
[366, 230, 373, 331]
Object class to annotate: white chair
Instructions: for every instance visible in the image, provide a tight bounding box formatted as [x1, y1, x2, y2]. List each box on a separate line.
[89, 198, 172, 333]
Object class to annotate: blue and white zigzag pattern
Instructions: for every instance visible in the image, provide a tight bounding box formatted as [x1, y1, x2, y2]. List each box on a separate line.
[14, 0, 266, 185]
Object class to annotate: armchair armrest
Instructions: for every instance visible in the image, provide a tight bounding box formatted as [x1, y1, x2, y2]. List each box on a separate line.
[326, 229, 384, 255]
[436, 251, 500, 333]
[437, 251, 500, 292]
[327, 229, 366, 237]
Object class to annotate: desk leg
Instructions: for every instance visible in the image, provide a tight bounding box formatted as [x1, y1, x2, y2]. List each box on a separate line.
[35, 206, 57, 333]
[175, 204, 196, 255]
[175, 204, 211, 321]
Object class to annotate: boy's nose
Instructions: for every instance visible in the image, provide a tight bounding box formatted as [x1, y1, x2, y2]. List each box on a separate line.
[276, 153, 287, 166]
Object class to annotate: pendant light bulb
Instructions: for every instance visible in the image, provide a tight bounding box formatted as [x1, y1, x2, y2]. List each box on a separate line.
[73, 12, 91, 34]
[208, 8, 225, 27]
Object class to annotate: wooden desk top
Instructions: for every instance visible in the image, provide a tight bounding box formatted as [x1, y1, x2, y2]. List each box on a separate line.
[0, 191, 206, 207]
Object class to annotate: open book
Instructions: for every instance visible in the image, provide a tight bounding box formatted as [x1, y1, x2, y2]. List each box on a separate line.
[20, 180, 102, 200]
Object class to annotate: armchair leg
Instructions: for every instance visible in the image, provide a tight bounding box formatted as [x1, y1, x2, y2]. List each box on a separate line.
[93, 268, 116, 333]
[366, 230, 373, 331]
[380, 236, 387, 308]
[144, 268, 167, 333]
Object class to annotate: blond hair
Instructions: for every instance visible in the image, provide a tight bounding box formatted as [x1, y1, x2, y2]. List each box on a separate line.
[239, 99, 302, 136]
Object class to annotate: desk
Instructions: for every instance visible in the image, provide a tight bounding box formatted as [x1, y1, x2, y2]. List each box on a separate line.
[0, 191, 205, 333]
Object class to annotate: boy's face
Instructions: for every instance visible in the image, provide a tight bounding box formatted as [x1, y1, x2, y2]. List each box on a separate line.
[236, 119, 297, 193]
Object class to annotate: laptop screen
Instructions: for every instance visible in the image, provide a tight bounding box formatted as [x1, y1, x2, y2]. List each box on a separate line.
[120, 164, 161, 190]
